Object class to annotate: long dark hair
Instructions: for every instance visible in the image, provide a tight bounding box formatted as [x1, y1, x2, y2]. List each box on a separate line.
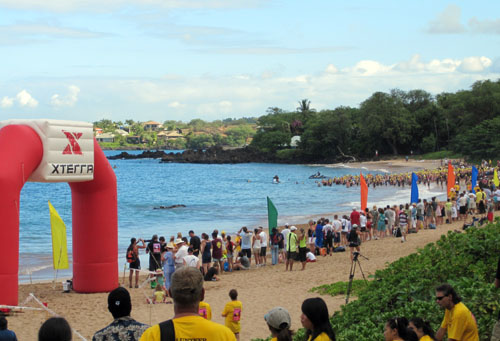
[435, 283, 461, 304]
[386, 317, 418, 341]
[409, 317, 435, 340]
[267, 324, 293, 341]
[301, 298, 335, 340]
[38, 317, 72, 341]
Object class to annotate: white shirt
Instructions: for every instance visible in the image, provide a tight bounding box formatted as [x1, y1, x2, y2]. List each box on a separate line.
[183, 254, 199, 267]
[259, 231, 268, 247]
[174, 245, 188, 265]
[306, 252, 316, 261]
[360, 215, 367, 227]
[323, 224, 333, 236]
[281, 228, 290, 247]
[332, 220, 342, 233]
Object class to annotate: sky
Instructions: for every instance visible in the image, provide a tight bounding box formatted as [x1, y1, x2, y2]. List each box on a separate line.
[0, 0, 499, 124]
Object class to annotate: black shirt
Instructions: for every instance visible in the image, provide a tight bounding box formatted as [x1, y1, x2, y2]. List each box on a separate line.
[190, 235, 201, 255]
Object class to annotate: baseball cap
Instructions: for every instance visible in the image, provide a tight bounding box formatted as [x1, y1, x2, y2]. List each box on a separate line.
[264, 307, 291, 330]
[352, 207, 357, 210]
[352, 224, 359, 228]
[290, 226, 297, 231]
[284, 223, 290, 227]
[108, 287, 131, 318]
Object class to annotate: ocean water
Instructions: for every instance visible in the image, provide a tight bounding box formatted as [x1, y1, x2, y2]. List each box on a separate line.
[17, 151, 446, 281]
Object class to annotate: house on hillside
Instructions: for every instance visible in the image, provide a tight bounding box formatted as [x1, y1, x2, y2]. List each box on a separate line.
[126, 136, 141, 144]
[157, 130, 185, 141]
[96, 132, 115, 143]
[290, 135, 301, 148]
[115, 129, 129, 136]
[143, 121, 162, 131]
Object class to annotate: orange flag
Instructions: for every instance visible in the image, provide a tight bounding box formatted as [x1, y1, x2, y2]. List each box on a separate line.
[360, 172, 368, 211]
[447, 161, 455, 198]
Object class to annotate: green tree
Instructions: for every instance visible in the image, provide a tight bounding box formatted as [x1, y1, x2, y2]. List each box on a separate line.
[359, 92, 415, 155]
[296, 99, 316, 124]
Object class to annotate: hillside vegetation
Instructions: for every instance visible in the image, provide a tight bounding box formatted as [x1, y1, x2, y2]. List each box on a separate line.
[95, 79, 500, 161]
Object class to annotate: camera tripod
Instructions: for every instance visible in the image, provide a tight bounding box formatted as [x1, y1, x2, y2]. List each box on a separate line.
[345, 251, 369, 304]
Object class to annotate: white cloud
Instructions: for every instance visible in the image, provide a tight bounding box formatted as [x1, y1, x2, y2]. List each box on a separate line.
[325, 64, 338, 74]
[426, 5, 465, 34]
[16, 90, 38, 107]
[349, 60, 392, 76]
[469, 17, 500, 34]
[219, 100, 232, 108]
[458, 57, 492, 72]
[51, 85, 80, 107]
[1, 96, 14, 108]
[168, 101, 184, 108]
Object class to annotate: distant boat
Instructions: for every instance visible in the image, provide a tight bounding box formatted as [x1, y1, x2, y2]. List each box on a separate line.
[309, 172, 327, 179]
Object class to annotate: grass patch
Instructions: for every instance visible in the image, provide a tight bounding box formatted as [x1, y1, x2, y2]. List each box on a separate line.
[311, 279, 368, 297]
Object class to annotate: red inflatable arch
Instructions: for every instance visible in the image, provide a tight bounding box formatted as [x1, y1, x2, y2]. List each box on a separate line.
[0, 122, 118, 306]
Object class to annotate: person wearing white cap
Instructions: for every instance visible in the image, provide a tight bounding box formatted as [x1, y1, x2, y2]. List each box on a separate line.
[264, 307, 293, 341]
[174, 238, 188, 270]
[285, 226, 298, 271]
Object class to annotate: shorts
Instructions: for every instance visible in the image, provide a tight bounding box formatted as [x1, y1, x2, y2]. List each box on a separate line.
[459, 206, 467, 215]
[308, 237, 315, 244]
[260, 247, 267, 257]
[298, 247, 307, 262]
[129, 259, 140, 270]
[417, 215, 424, 221]
[253, 247, 261, 256]
[226, 252, 233, 259]
[212, 258, 222, 263]
[241, 248, 251, 258]
[349, 242, 359, 248]
[286, 251, 297, 260]
[360, 226, 367, 232]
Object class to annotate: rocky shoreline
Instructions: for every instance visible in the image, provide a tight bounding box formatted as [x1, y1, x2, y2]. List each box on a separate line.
[107, 146, 303, 164]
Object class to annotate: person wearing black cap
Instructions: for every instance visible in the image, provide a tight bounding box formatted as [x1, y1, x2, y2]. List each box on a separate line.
[92, 287, 148, 341]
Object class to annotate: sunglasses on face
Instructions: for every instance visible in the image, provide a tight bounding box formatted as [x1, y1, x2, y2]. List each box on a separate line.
[436, 295, 446, 301]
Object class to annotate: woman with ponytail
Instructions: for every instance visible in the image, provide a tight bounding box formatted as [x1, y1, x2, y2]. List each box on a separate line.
[384, 317, 418, 341]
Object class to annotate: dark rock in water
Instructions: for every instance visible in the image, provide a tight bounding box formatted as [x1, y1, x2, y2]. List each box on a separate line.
[160, 146, 280, 164]
[153, 204, 186, 210]
[108, 150, 167, 160]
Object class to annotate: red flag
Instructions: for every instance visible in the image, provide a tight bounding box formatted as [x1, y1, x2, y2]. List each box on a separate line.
[447, 161, 455, 198]
[360, 172, 368, 211]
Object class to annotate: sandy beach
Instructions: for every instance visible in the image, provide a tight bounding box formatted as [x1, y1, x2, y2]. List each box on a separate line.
[6, 159, 469, 340]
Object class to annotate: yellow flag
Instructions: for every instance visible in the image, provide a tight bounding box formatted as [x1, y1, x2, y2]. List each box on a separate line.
[48, 201, 69, 270]
[494, 169, 500, 187]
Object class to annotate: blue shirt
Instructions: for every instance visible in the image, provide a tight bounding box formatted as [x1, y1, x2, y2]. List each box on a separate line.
[315, 224, 324, 247]
[0, 329, 18, 341]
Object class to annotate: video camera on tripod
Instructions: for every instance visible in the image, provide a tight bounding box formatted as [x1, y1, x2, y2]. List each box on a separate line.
[345, 251, 369, 304]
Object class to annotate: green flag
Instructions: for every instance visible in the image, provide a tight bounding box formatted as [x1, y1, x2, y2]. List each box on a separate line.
[267, 196, 278, 235]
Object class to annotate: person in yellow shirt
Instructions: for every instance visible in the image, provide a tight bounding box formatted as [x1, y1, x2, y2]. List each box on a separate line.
[300, 297, 335, 340]
[221, 289, 242, 340]
[264, 306, 293, 341]
[435, 283, 479, 341]
[140, 267, 235, 341]
[198, 300, 212, 320]
[409, 317, 435, 341]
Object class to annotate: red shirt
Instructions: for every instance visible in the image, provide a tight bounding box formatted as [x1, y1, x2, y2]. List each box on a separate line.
[350, 210, 360, 226]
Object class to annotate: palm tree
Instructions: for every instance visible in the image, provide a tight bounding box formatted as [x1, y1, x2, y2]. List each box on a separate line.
[296, 99, 316, 123]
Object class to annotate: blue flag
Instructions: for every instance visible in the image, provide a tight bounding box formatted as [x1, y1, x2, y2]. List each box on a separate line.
[411, 173, 419, 204]
[471, 166, 478, 193]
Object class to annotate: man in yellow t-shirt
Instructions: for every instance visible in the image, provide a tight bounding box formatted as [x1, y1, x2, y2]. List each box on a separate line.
[140, 267, 235, 341]
[285, 226, 298, 271]
[222, 289, 242, 340]
[435, 283, 479, 341]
